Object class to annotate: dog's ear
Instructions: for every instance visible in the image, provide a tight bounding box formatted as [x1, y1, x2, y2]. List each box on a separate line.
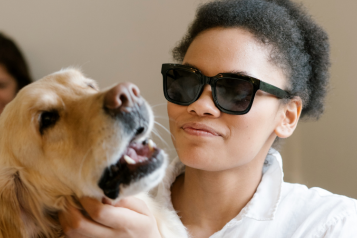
[0, 168, 62, 238]
[0, 168, 25, 238]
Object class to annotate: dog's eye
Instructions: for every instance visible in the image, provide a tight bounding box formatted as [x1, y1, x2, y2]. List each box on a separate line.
[39, 110, 60, 135]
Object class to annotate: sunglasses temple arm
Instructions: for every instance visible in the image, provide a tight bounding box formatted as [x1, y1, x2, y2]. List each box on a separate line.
[259, 81, 290, 99]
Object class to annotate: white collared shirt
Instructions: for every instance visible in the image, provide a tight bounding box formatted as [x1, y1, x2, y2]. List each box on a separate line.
[152, 149, 357, 238]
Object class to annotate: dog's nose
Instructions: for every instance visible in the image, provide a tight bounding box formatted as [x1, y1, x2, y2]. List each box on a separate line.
[104, 82, 142, 113]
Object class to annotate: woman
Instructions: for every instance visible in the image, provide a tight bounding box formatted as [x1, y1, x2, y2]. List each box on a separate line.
[59, 0, 357, 237]
[0, 32, 32, 114]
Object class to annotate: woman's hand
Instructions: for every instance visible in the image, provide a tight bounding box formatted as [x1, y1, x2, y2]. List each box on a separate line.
[58, 196, 162, 238]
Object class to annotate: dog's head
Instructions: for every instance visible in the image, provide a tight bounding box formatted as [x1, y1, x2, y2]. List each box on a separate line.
[0, 68, 166, 202]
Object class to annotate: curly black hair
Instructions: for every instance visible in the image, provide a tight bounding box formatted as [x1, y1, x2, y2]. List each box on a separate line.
[172, 0, 330, 119]
[0, 32, 32, 91]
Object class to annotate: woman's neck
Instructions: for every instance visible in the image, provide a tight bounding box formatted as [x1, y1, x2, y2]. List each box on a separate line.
[171, 152, 266, 237]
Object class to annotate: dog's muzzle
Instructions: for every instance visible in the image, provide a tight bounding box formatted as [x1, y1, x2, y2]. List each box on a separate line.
[98, 139, 164, 199]
[98, 82, 164, 199]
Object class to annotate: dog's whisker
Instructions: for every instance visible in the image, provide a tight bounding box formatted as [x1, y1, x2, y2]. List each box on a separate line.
[154, 116, 176, 124]
[154, 115, 169, 120]
[152, 133, 169, 149]
[153, 122, 176, 143]
[151, 128, 173, 148]
[154, 121, 172, 137]
[157, 148, 177, 151]
[150, 103, 167, 108]
[78, 147, 92, 181]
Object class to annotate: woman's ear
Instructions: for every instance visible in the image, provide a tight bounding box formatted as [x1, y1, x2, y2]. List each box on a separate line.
[275, 97, 302, 139]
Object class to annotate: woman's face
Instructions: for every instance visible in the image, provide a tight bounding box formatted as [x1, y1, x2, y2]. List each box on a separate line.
[0, 64, 17, 114]
[167, 27, 289, 171]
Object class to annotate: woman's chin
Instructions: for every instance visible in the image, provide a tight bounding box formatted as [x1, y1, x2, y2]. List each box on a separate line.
[177, 146, 255, 172]
[177, 151, 224, 172]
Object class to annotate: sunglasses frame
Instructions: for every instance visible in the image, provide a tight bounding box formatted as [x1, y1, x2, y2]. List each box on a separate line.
[162, 63, 290, 115]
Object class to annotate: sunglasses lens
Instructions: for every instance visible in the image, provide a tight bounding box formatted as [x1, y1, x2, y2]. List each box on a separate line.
[216, 77, 254, 112]
[165, 68, 201, 103]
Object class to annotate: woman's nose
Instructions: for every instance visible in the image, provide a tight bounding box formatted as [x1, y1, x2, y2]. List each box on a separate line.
[103, 82, 142, 114]
[187, 84, 220, 117]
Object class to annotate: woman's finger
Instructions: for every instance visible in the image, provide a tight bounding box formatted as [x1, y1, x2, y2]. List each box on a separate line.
[112, 197, 152, 217]
[58, 199, 114, 238]
[79, 197, 135, 228]
[80, 197, 154, 230]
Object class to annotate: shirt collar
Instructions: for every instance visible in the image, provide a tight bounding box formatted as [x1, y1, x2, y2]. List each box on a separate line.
[238, 148, 284, 221]
[154, 148, 284, 221]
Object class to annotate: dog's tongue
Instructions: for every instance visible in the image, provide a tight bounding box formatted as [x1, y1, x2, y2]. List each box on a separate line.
[121, 140, 156, 164]
[126, 147, 145, 162]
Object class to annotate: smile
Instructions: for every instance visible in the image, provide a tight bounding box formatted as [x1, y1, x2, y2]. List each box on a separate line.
[182, 123, 221, 137]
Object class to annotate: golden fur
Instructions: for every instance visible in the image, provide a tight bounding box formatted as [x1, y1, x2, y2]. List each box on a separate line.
[0, 69, 183, 238]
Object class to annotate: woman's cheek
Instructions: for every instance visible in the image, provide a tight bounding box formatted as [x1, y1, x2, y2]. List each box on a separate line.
[167, 102, 183, 146]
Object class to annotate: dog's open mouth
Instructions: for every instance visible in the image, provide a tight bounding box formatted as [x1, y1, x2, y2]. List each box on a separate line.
[98, 138, 164, 199]
[114, 139, 159, 170]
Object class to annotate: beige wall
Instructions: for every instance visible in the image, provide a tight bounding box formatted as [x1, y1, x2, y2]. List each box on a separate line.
[282, 0, 357, 199]
[1, 0, 356, 198]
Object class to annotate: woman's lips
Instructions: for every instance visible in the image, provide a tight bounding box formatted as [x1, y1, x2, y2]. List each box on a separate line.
[181, 123, 220, 137]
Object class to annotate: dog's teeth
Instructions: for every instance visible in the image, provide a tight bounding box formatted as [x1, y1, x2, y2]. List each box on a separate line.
[148, 139, 156, 151]
[124, 155, 136, 164]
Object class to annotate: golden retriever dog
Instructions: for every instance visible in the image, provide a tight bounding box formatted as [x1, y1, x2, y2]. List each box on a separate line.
[0, 69, 184, 238]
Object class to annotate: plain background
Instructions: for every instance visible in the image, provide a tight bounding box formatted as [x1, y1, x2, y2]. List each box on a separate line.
[0, 0, 356, 198]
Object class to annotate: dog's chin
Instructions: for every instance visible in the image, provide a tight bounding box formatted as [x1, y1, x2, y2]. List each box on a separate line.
[98, 138, 166, 200]
[117, 157, 167, 199]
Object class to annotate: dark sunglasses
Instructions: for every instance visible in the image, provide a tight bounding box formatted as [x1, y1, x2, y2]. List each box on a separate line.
[161, 64, 290, 115]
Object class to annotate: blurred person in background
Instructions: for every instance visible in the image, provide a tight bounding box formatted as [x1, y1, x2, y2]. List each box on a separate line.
[0, 32, 32, 114]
